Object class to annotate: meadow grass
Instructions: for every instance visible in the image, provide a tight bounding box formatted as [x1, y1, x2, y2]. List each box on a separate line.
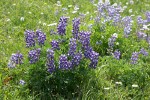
[1, 0, 150, 99]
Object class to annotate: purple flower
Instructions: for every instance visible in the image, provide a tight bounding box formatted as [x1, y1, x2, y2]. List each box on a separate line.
[46, 49, 55, 73]
[71, 52, 82, 67]
[72, 18, 80, 39]
[51, 40, 59, 50]
[28, 48, 41, 64]
[146, 11, 150, 22]
[137, 32, 147, 39]
[139, 48, 148, 56]
[124, 25, 132, 37]
[19, 80, 25, 85]
[107, 6, 117, 18]
[122, 16, 133, 37]
[36, 30, 46, 46]
[89, 51, 99, 68]
[113, 14, 121, 25]
[131, 52, 139, 64]
[24, 30, 36, 47]
[122, 16, 132, 27]
[84, 46, 93, 58]
[68, 38, 77, 56]
[146, 36, 150, 45]
[113, 50, 121, 60]
[108, 33, 118, 48]
[57, 16, 68, 36]
[59, 54, 71, 70]
[79, 31, 91, 49]
[137, 16, 146, 27]
[10, 52, 23, 64]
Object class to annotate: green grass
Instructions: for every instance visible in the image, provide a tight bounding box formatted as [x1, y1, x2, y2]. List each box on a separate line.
[1, 0, 150, 99]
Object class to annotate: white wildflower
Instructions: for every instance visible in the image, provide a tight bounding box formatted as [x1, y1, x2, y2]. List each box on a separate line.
[115, 82, 122, 85]
[47, 23, 57, 26]
[72, 10, 77, 14]
[74, 5, 79, 11]
[68, 5, 72, 8]
[43, 23, 47, 26]
[129, 9, 132, 13]
[28, 11, 32, 14]
[104, 87, 110, 90]
[132, 84, 139, 88]
[6, 18, 10, 22]
[20, 17, 24, 21]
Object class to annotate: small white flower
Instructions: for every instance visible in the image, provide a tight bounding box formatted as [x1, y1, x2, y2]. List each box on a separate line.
[43, 23, 47, 26]
[115, 82, 122, 85]
[94, 11, 98, 13]
[8, 12, 10, 14]
[41, 12, 44, 15]
[131, 15, 135, 17]
[112, 33, 118, 38]
[39, 21, 41, 24]
[129, 9, 132, 13]
[104, 87, 110, 90]
[28, 11, 32, 14]
[56, 1, 61, 6]
[123, 6, 127, 10]
[13, 4, 16, 6]
[6, 18, 10, 22]
[143, 25, 150, 30]
[101, 35, 104, 39]
[130, 0, 134, 4]
[47, 23, 57, 26]
[132, 84, 138, 88]
[19, 80, 25, 85]
[116, 42, 119, 45]
[68, 5, 72, 8]
[86, 11, 89, 15]
[113, 3, 117, 6]
[72, 10, 77, 14]
[20, 17, 24, 21]
[93, 4, 97, 6]
[126, 2, 129, 5]
[74, 5, 79, 11]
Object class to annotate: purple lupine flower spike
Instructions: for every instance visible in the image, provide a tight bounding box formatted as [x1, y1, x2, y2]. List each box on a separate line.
[46, 49, 55, 73]
[108, 33, 118, 48]
[113, 50, 121, 60]
[79, 31, 91, 49]
[71, 52, 82, 67]
[122, 16, 132, 37]
[137, 16, 146, 27]
[28, 48, 41, 64]
[72, 18, 80, 39]
[68, 38, 77, 56]
[146, 11, 150, 22]
[57, 16, 68, 36]
[131, 52, 139, 64]
[36, 30, 46, 46]
[24, 30, 36, 47]
[89, 51, 99, 68]
[51, 40, 60, 50]
[139, 48, 148, 56]
[84, 46, 93, 58]
[11, 52, 23, 64]
[59, 54, 71, 70]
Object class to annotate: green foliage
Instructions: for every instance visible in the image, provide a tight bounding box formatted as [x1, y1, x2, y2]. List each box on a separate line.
[1, 0, 150, 100]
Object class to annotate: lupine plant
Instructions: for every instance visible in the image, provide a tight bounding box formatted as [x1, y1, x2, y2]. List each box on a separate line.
[3, 0, 150, 99]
